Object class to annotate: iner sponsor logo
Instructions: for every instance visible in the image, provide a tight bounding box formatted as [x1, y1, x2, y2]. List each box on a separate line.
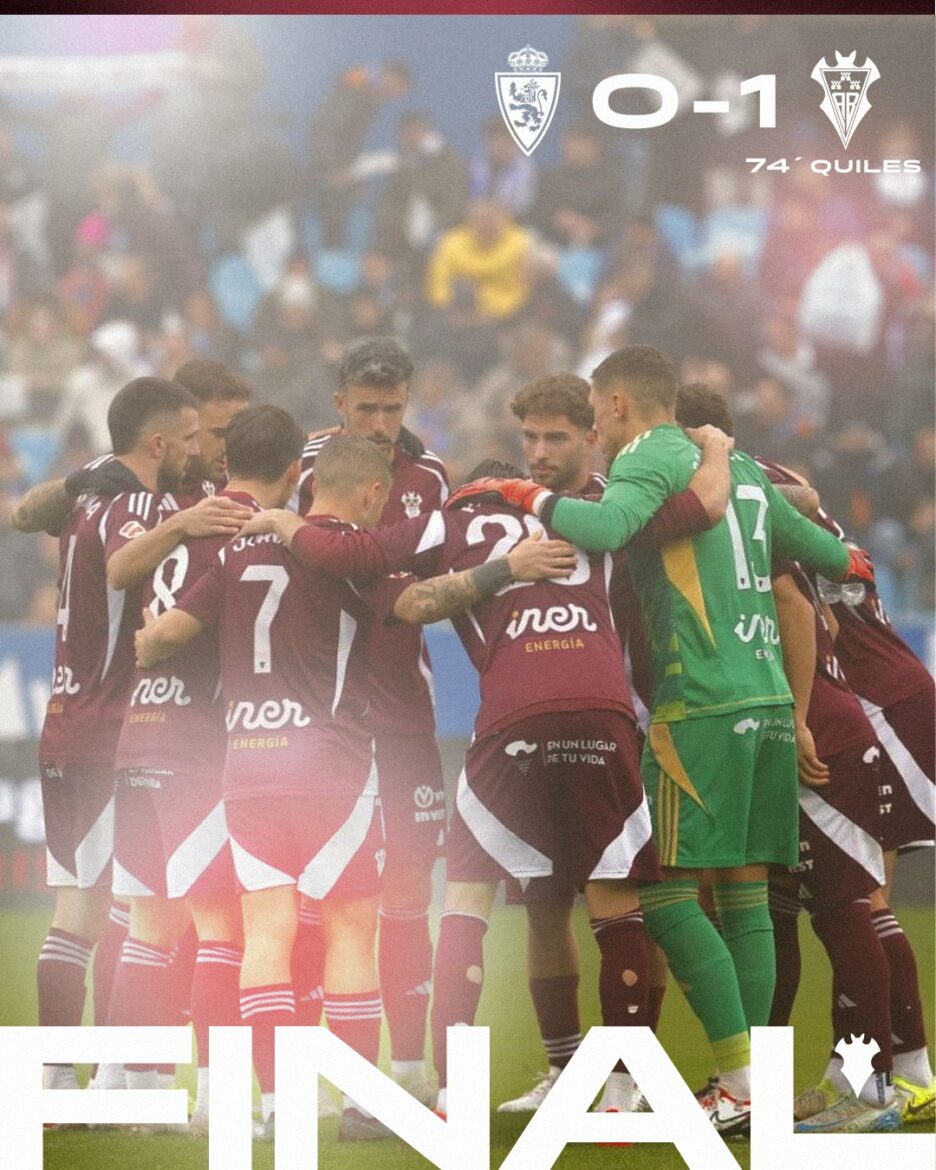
[225, 697, 311, 733]
[733, 613, 779, 646]
[130, 675, 191, 708]
[506, 603, 597, 640]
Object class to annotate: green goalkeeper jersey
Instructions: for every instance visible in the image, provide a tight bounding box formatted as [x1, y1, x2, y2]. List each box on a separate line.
[548, 424, 850, 723]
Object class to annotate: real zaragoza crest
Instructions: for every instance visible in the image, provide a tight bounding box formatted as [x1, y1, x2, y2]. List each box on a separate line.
[495, 45, 560, 156]
[811, 51, 880, 149]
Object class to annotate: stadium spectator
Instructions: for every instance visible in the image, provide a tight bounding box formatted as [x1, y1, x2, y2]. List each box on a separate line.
[468, 117, 538, 218]
[250, 265, 327, 425]
[5, 296, 85, 412]
[533, 122, 625, 249]
[306, 59, 412, 247]
[54, 321, 150, 455]
[426, 200, 532, 322]
[757, 309, 830, 431]
[59, 215, 113, 335]
[375, 111, 469, 268]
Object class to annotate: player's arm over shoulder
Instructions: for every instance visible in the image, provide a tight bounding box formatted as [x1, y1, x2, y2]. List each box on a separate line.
[547, 431, 688, 552]
[758, 463, 847, 579]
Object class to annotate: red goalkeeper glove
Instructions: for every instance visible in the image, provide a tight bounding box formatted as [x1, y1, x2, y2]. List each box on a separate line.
[841, 545, 876, 588]
[445, 477, 549, 515]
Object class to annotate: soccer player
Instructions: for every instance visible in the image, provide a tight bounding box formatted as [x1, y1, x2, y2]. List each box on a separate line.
[135, 433, 570, 1139]
[28, 378, 199, 1092]
[109, 407, 283, 1128]
[447, 344, 871, 1134]
[495, 374, 606, 1111]
[675, 382, 933, 1131]
[297, 337, 449, 1102]
[241, 432, 731, 1119]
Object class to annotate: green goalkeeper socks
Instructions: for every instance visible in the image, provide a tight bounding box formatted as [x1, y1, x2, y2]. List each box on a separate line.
[713, 881, 775, 1029]
[640, 879, 749, 1072]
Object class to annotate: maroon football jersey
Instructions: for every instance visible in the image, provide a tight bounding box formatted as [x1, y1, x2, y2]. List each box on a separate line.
[373, 502, 636, 738]
[159, 478, 216, 511]
[758, 456, 932, 710]
[114, 487, 247, 778]
[40, 488, 166, 764]
[298, 429, 449, 736]
[176, 512, 382, 799]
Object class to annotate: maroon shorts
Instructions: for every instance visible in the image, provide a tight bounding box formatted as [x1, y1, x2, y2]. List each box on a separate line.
[447, 710, 660, 890]
[112, 767, 235, 900]
[374, 732, 446, 866]
[788, 739, 886, 912]
[860, 693, 935, 851]
[226, 779, 383, 901]
[39, 759, 115, 890]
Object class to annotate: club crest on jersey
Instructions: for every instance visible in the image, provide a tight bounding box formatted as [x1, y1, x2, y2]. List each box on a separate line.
[811, 51, 880, 149]
[496, 45, 560, 156]
[401, 490, 423, 519]
[118, 520, 146, 541]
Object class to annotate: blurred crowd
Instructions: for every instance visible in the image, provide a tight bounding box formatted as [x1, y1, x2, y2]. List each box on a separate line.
[0, 13, 933, 622]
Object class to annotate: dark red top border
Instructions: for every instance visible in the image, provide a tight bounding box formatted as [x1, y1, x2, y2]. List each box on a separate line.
[11, 3, 932, 14]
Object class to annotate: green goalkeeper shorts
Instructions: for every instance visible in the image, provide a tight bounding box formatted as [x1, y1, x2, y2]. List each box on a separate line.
[641, 705, 799, 869]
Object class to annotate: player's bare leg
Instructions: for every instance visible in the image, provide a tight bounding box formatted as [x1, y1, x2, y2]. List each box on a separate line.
[240, 885, 299, 1129]
[431, 880, 498, 1115]
[868, 875, 935, 1119]
[583, 878, 648, 1115]
[188, 895, 244, 1129]
[39, 887, 109, 1090]
[321, 895, 388, 1139]
[379, 857, 435, 1102]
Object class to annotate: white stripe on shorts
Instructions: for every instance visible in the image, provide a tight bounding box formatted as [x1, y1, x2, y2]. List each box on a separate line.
[455, 766, 552, 879]
[860, 698, 935, 827]
[166, 799, 229, 898]
[74, 795, 114, 889]
[798, 787, 885, 887]
[588, 793, 654, 881]
[298, 757, 380, 901]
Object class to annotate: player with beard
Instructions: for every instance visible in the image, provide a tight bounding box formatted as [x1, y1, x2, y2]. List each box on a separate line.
[296, 337, 449, 1104]
[12, 371, 252, 1094]
[135, 434, 569, 1139]
[445, 345, 871, 1135]
[27, 378, 198, 1093]
[109, 407, 287, 1130]
[237, 425, 732, 1122]
[497, 375, 670, 1112]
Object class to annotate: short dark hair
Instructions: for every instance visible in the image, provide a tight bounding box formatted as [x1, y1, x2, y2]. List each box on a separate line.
[107, 377, 198, 455]
[338, 336, 414, 391]
[463, 459, 525, 482]
[314, 435, 392, 494]
[173, 358, 253, 404]
[224, 405, 305, 482]
[511, 374, 594, 430]
[676, 383, 735, 436]
[591, 344, 678, 412]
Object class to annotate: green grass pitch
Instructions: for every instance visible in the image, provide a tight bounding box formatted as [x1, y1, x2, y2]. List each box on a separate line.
[1, 903, 932, 1169]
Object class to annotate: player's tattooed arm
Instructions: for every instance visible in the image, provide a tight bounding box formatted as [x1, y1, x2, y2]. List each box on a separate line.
[9, 478, 70, 535]
[134, 607, 205, 668]
[682, 425, 734, 524]
[772, 572, 830, 788]
[394, 533, 576, 624]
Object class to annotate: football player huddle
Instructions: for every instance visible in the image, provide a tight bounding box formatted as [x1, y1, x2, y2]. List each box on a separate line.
[10, 338, 934, 1141]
